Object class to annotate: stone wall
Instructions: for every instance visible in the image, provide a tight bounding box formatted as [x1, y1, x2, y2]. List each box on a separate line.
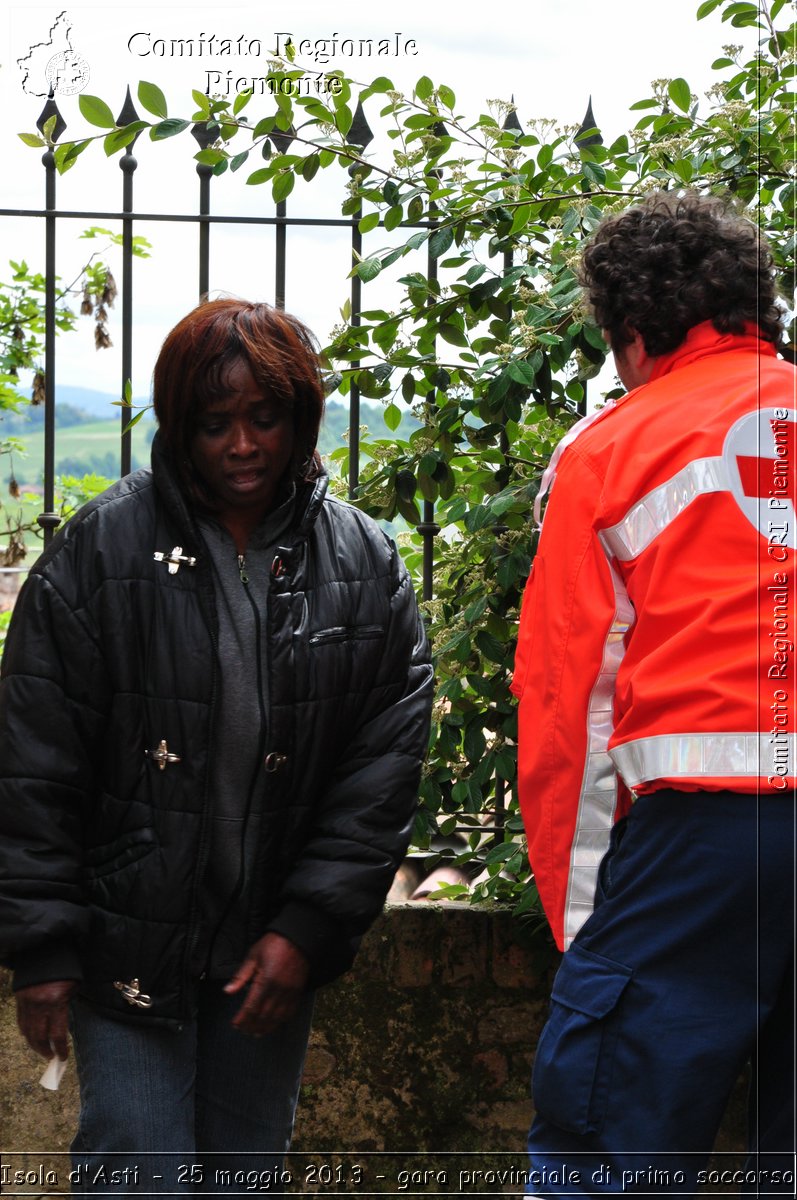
[0, 568, 25, 613]
[1, 903, 746, 1195]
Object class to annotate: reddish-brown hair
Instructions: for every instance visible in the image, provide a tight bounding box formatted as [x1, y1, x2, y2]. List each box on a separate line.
[153, 298, 325, 498]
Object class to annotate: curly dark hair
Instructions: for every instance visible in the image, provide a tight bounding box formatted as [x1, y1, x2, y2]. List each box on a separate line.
[579, 191, 785, 357]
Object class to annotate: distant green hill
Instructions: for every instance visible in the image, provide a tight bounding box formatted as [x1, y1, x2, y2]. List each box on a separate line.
[2, 398, 416, 487]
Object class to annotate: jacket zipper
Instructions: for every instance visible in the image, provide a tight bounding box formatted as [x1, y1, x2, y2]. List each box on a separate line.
[309, 623, 384, 645]
[201, 550, 269, 973]
[180, 549, 221, 1019]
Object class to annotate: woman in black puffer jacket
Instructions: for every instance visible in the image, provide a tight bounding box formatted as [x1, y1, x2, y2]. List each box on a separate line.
[0, 299, 433, 1193]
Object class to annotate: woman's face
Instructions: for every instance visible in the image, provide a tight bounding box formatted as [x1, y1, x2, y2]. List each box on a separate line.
[191, 358, 295, 528]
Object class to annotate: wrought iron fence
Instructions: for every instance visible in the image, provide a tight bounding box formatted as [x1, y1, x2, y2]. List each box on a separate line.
[0, 88, 452, 598]
[0, 86, 538, 858]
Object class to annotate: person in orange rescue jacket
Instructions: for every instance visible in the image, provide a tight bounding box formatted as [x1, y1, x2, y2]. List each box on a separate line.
[512, 191, 795, 1195]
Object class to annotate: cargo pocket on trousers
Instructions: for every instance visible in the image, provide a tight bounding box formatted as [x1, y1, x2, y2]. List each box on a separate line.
[532, 943, 632, 1135]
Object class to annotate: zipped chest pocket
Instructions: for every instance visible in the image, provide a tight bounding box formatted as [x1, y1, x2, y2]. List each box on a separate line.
[302, 622, 387, 703]
[309, 624, 384, 646]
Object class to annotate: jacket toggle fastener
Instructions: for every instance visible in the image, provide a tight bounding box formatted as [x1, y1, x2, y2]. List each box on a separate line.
[264, 751, 288, 773]
[147, 739, 182, 770]
[114, 978, 153, 1008]
[153, 545, 197, 574]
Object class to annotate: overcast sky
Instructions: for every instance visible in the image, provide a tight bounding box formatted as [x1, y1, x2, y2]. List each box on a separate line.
[1, 1, 757, 403]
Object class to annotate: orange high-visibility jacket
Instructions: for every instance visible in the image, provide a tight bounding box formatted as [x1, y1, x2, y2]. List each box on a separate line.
[512, 323, 796, 951]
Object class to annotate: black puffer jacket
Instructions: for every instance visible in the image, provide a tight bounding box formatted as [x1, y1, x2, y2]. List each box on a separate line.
[0, 440, 433, 1026]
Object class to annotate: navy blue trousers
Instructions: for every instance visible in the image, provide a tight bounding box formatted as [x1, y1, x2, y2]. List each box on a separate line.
[527, 789, 795, 1197]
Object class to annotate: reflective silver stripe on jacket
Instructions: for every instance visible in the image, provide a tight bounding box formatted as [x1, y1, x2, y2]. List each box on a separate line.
[563, 561, 635, 949]
[610, 733, 796, 788]
[600, 457, 727, 561]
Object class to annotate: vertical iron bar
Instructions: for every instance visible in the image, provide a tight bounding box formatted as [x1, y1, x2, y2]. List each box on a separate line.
[119, 119, 139, 477]
[192, 120, 218, 300]
[275, 199, 287, 310]
[348, 207, 362, 498]
[491, 105, 524, 844]
[270, 123, 296, 313]
[40, 148, 58, 543]
[197, 168, 211, 299]
[35, 97, 66, 546]
[343, 104, 373, 500]
[493, 778, 506, 842]
[418, 210, 441, 603]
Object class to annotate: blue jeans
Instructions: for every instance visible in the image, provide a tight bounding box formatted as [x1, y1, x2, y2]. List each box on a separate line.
[69, 980, 314, 1195]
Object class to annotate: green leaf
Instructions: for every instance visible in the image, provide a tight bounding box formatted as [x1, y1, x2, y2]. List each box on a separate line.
[668, 78, 692, 113]
[404, 113, 438, 130]
[415, 75, 434, 102]
[150, 119, 191, 141]
[18, 132, 46, 148]
[429, 226, 454, 259]
[438, 84, 456, 110]
[408, 196, 427, 225]
[272, 171, 295, 203]
[582, 324, 608, 351]
[246, 167, 271, 186]
[104, 122, 148, 155]
[395, 469, 417, 501]
[384, 403, 402, 431]
[379, 247, 405, 270]
[507, 361, 537, 386]
[192, 90, 211, 116]
[510, 205, 532, 235]
[463, 722, 486, 764]
[301, 153, 320, 182]
[696, 0, 722, 15]
[671, 157, 694, 183]
[53, 139, 91, 173]
[406, 230, 429, 250]
[233, 90, 253, 115]
[358, 211, 380, 234]
[722, 1, 764, 26]
[195, 148, 225, 166]
[138, 81, 168, 119]
[123, 410, 147, 433]
[354, 256, 383, 283]
[417, 469, 437, 503]
[335, 105, 353, 137]
[364, 76, 394, 95]
[79, 94, 116, 129]
[439, 322, 468, 347]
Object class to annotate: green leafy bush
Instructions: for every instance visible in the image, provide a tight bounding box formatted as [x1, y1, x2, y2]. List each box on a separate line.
[18, 0, 795, 913]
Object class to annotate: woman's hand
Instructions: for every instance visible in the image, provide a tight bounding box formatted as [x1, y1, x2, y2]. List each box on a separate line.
[15, 980, 77, 1059]
[224, 932, 309, 1036]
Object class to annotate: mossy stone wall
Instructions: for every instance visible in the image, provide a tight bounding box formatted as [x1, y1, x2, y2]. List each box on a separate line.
[1, 902, 746, 1195]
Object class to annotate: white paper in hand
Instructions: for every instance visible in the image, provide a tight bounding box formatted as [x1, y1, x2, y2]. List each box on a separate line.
[40, 1043, 68, 1091]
